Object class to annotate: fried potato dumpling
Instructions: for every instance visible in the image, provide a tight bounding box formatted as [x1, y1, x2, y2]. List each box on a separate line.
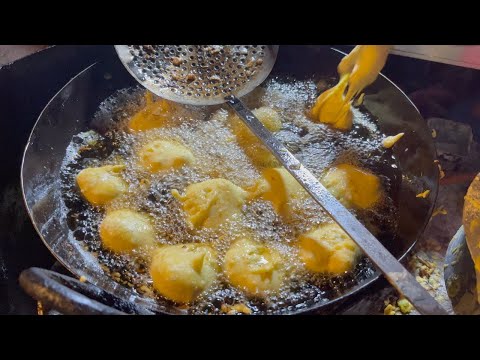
[299, 222, 361, 275]
[321, 163, 381, 209]
[247, 167, 306, 218]
[172, 179, 248, 229]
[99, 209, 156, 253]
[224, 238, 285, 296]
[230, 107, 282, 167]
[138, 140, 194, 173]
[150, 243, 219, 303]
[76, 165, 127, 206]
[128, 92, 174, 132]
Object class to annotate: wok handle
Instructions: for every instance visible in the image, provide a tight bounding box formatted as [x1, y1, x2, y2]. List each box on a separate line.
[19, 267, 131, 315]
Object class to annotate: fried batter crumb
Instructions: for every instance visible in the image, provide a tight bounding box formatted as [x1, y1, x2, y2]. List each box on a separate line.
[384, 304, 397, 315]
[409, 252, 444, 305]
[397, 298, 413, 314]
[433, 161, 445, 179]
[37, 301, 44, 315]
[416, 190, 430, 198]
[246, 58, 256, 68]
[382, 133, 404, 148]
[221, 303, 252, 315]
[139, 285, 154, 296]
[432, 207, 448, 217]
[171, 57, 182, 66]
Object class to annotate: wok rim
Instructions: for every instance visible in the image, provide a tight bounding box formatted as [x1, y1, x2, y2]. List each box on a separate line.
[20, 47, 439, 315]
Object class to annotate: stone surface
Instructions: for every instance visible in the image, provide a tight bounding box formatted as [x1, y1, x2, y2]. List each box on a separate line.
[0, 45, 48, 66]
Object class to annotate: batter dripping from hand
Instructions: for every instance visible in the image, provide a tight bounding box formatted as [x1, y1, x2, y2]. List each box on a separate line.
[311, 45, 392, 130]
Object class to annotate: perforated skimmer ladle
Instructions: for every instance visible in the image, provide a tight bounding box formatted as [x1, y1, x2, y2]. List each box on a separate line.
[114, 45, 447, 315]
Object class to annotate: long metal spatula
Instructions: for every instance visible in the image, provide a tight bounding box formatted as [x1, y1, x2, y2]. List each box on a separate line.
[114, 45, 448, 315]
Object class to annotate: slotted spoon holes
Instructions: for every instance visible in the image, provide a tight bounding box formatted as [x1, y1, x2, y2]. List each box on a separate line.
[117, 45, 277, 104]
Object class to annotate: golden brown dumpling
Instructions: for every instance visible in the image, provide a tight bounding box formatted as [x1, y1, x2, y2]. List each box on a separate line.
[321, 163, 381, 209]
[76, 165, 127, 206]
[138, 139, 194, 173]
[128, 92, 174, 132]
[230, 107, 282, 167]
[99, 209, 156, 253]
[150, 243, 219, 303]
[247, 167, 306, 218]
[298, 222, 361, 275]
[172, 179, 247, 229]
[224, 238, 285, 296]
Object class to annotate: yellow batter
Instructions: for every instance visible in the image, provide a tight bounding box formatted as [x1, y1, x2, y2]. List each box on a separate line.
[150, 243, 219, 303]
[311, 45, 392, 131]
[382, 133, 404, 148]
[128, 92, 175, 132]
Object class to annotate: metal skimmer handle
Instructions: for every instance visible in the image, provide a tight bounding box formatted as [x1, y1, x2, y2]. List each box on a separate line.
[226, 95, 448, 315]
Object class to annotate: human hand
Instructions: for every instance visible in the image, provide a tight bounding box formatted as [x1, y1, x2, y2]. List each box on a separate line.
[338, 45, 392, 101]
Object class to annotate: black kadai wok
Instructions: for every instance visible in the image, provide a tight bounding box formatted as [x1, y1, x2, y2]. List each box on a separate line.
[19, 46, 438, 315]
